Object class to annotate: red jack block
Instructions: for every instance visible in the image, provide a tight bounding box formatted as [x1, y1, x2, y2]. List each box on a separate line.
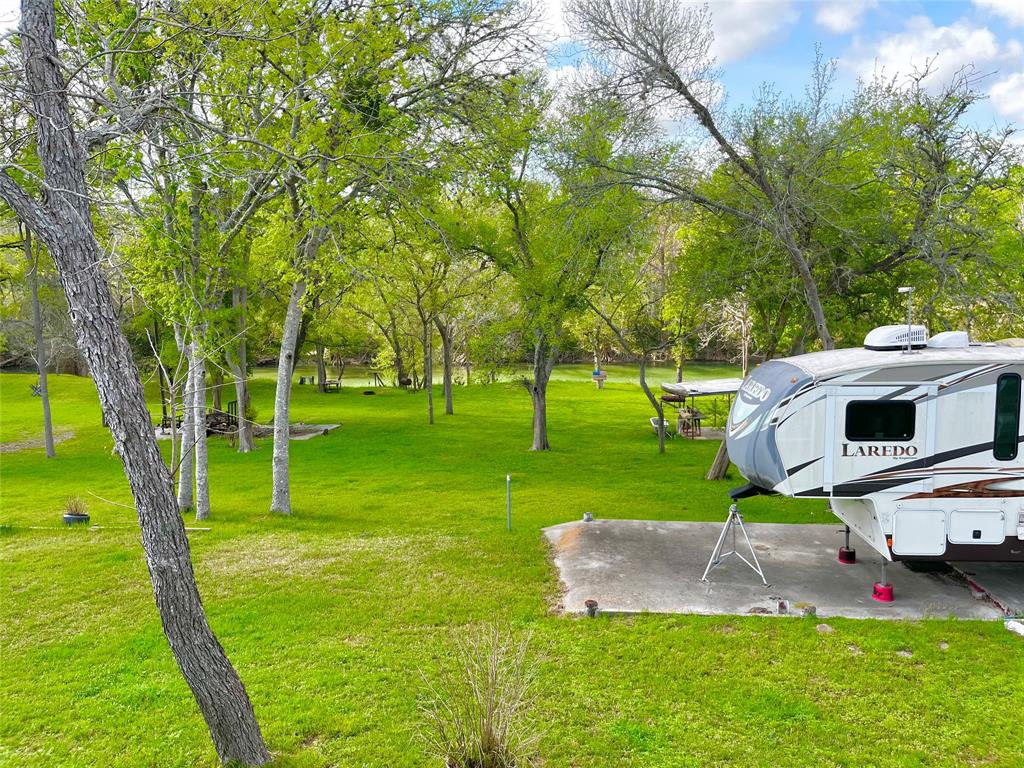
[872, 582, 894, 602]
[838, 546, 856, 564]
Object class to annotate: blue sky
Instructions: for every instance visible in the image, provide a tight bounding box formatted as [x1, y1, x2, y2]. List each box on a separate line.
[544, 1, 1024, 134]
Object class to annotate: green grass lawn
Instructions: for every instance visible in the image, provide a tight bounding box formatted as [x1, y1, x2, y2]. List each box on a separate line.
[1, 368, 1022, 768]
[255, 359, 735, 388]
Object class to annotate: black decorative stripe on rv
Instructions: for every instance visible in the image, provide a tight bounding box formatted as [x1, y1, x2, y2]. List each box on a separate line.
[860, 433, 1024, 479]
[880, 386, 916, 401]
[785, 457, 822, 475]
[794, 476, 929, 497]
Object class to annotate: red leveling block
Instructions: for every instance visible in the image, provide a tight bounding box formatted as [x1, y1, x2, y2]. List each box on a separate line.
[838, 526, 856, 564]
[872, 582, 895, 602]
[871, 556, 894, 602]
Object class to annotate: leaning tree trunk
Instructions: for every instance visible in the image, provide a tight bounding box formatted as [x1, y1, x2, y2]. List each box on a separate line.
[706, 441, 731, 481]
[176, 329, 196, 512]
[24, 225, 55, 457]
[775, 213, 834, 350]
[435, 317, 454, 415]
[192, 334, 211, 521]
[639, 356, 666, 454]
[271, 279, 306, 514]
[0, 3, 271, 763]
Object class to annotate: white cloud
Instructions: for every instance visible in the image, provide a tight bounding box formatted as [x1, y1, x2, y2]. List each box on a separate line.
[815, 0, 878, 35]
[0, 0, 18, 33]
[705, 1, 800, 64]
[541, 0, 569, 43]
[990, 71, 1024, 121]
[974, 0, 1024, 27]
[845, 16, 1022, 85]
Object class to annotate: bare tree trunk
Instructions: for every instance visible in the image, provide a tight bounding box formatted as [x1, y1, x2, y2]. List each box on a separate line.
[394, 351, 407, 386]
[775, 214, 834, 351]
[528, 330, 557, 451]
[24, 225, 55, 457]
[761, 298, 792, 362]
[271, 279, 306, 514]
[529, 377, 550, 451]
[315, 343, 327, 392]
[230, 284, 254, 453]
[290, 307, 311, 375]
[386, 311, 407, 385]
[675, 347, 684, 383]
[706, 441, 730, 480]
[0, 3, 270, 762]
[192, 334, 210, 521]
[434, 317, 454, 415]
[423, 321, 434, 424]
[176, 328, 195, 512]
[639, 356, 666, 454]
[211, 367, 223, 414]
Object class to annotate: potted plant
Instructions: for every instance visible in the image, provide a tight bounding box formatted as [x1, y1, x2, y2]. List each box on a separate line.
[63, 496, 90, 525]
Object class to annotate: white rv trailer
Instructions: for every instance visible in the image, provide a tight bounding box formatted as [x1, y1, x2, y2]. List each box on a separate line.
[725, 326, 1024, 562]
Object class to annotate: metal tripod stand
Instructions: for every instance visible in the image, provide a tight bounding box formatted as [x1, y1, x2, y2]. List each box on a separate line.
[700, 502, 769, 586]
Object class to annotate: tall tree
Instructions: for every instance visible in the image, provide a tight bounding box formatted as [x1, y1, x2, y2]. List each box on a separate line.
[255, 0, 535, 509]
[0, 2, 270, 763]
[473, 81, 644, 450]
[567, 0, 840, 348]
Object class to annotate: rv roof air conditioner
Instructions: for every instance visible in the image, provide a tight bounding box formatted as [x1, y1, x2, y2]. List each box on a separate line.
[863, 324, 929, 351]
[927, 331, 970, 349]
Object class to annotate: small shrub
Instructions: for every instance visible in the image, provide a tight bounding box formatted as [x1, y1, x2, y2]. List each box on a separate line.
[64, 496, 88, 516]
[420, 625, 540, 768]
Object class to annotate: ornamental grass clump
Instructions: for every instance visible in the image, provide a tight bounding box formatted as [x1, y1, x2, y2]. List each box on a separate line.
[64, 496, 88, 516]
[420, 625, 540, 768]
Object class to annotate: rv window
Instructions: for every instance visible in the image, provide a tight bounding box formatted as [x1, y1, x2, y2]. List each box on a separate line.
[993, 373, 1021, 461]
[845, 401, 915, 441]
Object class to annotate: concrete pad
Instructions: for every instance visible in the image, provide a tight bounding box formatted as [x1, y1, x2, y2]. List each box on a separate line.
[953, 563, 1024, 616]
[155, 423, 340, 441]
[284, 423, 341, 441]
[544, 519, 1005, 620]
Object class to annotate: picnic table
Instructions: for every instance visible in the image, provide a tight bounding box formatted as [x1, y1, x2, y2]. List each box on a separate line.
[323, 379, 341, 391]
[659, 378, 743, 437]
